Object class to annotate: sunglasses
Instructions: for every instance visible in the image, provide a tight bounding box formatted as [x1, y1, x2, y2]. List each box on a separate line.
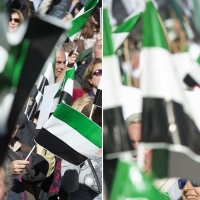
[178, 178, 200, 189]
[10, 17, 20, 23]
[92, 69, 102, 76]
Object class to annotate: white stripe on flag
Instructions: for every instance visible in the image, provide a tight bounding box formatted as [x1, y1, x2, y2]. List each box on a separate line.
[104, 55, 122, 109]
[0, 46, 8, 73]
[140, 47, 193, 120]
[63, 78, 73, 95]
[43, 115, 100, 157]
[113, 32, 129, 51]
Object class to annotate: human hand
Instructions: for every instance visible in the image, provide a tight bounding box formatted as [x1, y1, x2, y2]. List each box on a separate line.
[67, 51, 79, 68]
[10, 160, 29, 174]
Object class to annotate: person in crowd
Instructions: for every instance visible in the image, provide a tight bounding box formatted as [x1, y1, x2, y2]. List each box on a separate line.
[62, 12, 73, 23]
[125, 113, 152, 173]
[178, 178, 200, 200]
[75, 38, 102, 88]
[81, 7, 101, 49]
[70, 1, 83, 18]
[8, 8, 24, 32]
[55, 46, 78, 82]
[0, 159, 13, 200]
[83, 58, 102, 96]
[60, 94, 102, 200]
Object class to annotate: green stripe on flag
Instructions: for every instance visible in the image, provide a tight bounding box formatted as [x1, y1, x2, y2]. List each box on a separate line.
[113, 12, 142, 33]
[103, 7, 115, 56]
[12, 39, 30, 87]
[66, 0, 98, 39]
[142, 1, 168, 50]
[196, 55, 200, 65]
[53, 102, 102, 148]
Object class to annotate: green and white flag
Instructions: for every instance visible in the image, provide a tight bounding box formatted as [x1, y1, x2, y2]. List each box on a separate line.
[109, 154, 165, 200]
[35, 102, 102, 165]
[112, 4, 144, 51]
[66, 0, 99, 42]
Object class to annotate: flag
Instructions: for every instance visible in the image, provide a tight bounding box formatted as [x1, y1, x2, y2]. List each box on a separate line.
[0, 14, 68, 166]
[139, 0, 200, 180]
[183, 43, 200, 87]
[26, 48, 56, 120]
[112, 7, 143, 51]
[109, 154, 165, 200]
[35, 102, 102, 165]
[59, 67, 75, 105]
[103, 6, 133, 193]
[93, 78, 102, 107]
[66, 0, 99, 42]
[103, 6, 133, 155]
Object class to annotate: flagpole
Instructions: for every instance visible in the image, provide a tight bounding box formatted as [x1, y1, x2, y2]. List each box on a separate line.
[99, 7, 102, 31]
[89, 104, 95, 120]
[25, 145, 36, 161]
[87, 158, 102, 193]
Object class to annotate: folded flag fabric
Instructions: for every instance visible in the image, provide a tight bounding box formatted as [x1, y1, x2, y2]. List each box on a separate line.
[112, 4, 144, 51]
[35, 102, 102, 165]
[109, 154, 165, 200]
[66, 0, 99, 42]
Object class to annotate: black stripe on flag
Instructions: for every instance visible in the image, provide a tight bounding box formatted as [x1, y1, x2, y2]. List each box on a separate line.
[35, 128, 87, 165]
[38, 76, 49, 94]
[27, 100, 38, 120]
[104, 106, 133, 154]
[183, 74, 199, 88]
[142, 98, 200, 155]
[59, 91, 72, 106]
[93, 89, 102, 107]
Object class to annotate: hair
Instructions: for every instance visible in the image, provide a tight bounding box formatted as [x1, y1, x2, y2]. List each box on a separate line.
[125, 113, 142, 127]
[1, 159, 13, 195]
[83, 58, 102, 91]
[70, 2, 83, 18]
[10, 9, 24, 25]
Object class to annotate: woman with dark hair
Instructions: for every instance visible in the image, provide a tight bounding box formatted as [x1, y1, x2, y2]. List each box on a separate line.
[8, 9, 24, 32]
[70, 2, 83, 18]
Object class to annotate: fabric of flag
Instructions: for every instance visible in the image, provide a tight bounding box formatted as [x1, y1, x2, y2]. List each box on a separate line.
[59, 67, 75, 105]
[109, 154, 165, 200]
[103, 6, 133, 193]
[66, 0, 99, 42]
[26, 49, 56, 120]
[0, 14, 67, 166]
[35, 102, 102, 165]
[103, 6, 133, 155]
[93, 78, 102, 107]
[112, 9, 143, 51]
[139, 0, 200, 179]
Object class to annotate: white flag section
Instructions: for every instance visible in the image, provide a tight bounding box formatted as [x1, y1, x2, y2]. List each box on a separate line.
[35, 102, 102, 165]
[36, 80, 62, 129]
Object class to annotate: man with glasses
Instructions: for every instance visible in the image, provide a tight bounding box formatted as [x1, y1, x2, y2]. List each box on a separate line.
[178, 178, 200, 200]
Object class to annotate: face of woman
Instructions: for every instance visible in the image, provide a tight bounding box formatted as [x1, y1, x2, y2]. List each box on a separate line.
[89, 62, 102, 91]
[182, 181, 200, 200]
[9, 12, 20, 32]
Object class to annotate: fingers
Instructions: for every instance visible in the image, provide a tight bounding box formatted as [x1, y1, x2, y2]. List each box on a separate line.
[11, 160, 29, 174]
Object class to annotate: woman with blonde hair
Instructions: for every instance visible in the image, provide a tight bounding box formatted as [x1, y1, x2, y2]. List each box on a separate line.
[8, 9, 24, 32]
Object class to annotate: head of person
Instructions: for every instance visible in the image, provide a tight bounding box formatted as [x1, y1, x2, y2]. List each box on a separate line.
[72, 94, 101, 126]
[71, 2, 83, 18]
[83, 58, 102, 94]
[8, 9, 24, 32]
[125, 113, 152, 173]
[0, 159, 12, 200]
[92, 39, 102, 59]
[55, 47, 67, 79]
[178, 178, 200, 200]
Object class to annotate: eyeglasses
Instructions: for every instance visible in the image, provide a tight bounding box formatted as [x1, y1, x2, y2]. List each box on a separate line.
[92, 69, 102, 76]
[10, 17, 20, 23]
[56, 61, 66, 65]
[178, 178, 200, 189]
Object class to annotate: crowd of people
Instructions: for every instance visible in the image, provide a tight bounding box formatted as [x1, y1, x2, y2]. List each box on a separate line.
[0, 0, 102, 199]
